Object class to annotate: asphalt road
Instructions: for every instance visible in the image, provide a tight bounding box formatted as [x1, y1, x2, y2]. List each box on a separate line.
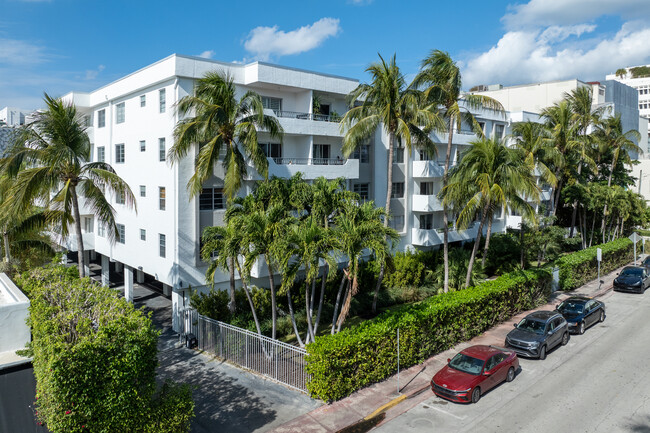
[374, 289, 650, 433]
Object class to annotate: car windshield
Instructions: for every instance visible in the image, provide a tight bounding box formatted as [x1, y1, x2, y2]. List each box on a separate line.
[621, 268, 643, 277]
[558, 301, 584, 314]
[448, 353, 485, 376]
[516, 318, 546, 335]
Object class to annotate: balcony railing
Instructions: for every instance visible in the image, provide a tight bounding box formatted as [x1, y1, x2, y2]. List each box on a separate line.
[272, 157, 346, 165]
[273, 110, 342, 123]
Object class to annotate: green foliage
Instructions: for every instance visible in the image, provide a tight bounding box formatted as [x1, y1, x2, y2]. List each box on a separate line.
[637, 229, 650, 237]
[19, 265, 194, 433]
[630, 66, 650, 78]
[383, 251, 425, 289]
[484, 233, 521, 275]
[306, 269, 551, 401]
[556, 238, 634, 291]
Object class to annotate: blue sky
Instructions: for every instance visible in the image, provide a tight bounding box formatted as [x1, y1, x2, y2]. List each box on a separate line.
[1, 0, 650, 109]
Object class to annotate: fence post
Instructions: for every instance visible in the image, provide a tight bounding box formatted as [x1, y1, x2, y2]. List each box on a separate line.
[397, 328, 400, 395]
[219, 323, 223, 359]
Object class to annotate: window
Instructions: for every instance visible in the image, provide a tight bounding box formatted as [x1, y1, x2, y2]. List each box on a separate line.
[140, 185, 146, 197]
[140, 229, 146, 241]
[199, 188, 225, 210]
[116, 102, 125, 124]
[159, 138, 166, 161]
[83, 115, 92, 127]
[392, 146, 404, 163]
[261, 96, 282, 112]
[391, 182, 404, 198]
[495, 124, 505, 139]
[97, 109, 105, 128]
[352, 145, 370, 163]
[353, 183, 369, 200]
[159, 89, 166, 113]
[419, 214, 433, 230]
[478, 122, 486, 133]
[98, 222, 105, 238]
[115, 143, 125, 163]
[140, 95, 146, 107]
[420, 182, 434, 195]
[84, 217, 93, 233]
[97, 146, 105, 163]
[419, 149, 433, 161]
[313, 144, 330, 165]
[159, 187, 166, 210]
[159, 234, 166, 258]
[116, 224, 125, 244]
[259, 142, 282, 159]
[140, 140, 146, 152]
[116, 191, 125, 205]
[389, 214, 404, 231]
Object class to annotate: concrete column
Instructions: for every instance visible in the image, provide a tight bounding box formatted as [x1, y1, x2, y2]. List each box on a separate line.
[115, 262, 123, 273]
[101, 255, 110, 287]
[171, 289, 184, 333]
[136, 269, 145, 284]
[124, 265, 134, 303]
[83, 250, 90, 278]
[162, 283, 171, 297]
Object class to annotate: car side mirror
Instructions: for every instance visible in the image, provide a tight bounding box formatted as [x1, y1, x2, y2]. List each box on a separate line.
[483, 370, 492, 376]
[513, 323, 517, 328]
[547, 331, 553, 336]
[447, 358, 451, 363]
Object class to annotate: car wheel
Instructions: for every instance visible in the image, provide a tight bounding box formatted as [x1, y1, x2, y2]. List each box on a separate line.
[562, 332, 569, 345]
[599, 310, 605, 323]
[506, 367, 515, 383]
[539, 345, 547, 360]
[578, 321, 585, 335]
[471, 387, 481, 404]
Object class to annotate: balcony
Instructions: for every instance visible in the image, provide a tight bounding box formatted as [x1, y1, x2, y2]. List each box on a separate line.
[430, 130, 477, 146]
[411, 224, 479, 247]
[266, 109, 343, 137]
[412, 160, 446, 178]
[412, 194, 444, 212]
[54, 232, 95, 252]
[263, 157, 359, 180]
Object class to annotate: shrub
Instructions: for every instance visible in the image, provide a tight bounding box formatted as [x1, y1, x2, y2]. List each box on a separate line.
[19, 265, 194, 433]
[556, 238, 634, 291]
[484, 233, 521, 275]
[306, 269, 551, 401]
[383, 251, 425, 289]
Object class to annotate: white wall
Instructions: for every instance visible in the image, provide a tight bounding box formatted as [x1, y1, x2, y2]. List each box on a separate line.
[0, 274, 30, 354]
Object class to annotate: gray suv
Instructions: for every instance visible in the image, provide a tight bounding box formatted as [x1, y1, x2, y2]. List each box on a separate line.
[504, 310, 569, 360]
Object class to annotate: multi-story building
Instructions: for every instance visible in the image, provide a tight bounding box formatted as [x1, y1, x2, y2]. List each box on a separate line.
[606, 66, 650, 145]
[60, 54, 537, 331]
[0, 107, 32, 127]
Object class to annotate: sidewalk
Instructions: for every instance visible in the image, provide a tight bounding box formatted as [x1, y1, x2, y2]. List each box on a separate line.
[270, 261, 632, 433]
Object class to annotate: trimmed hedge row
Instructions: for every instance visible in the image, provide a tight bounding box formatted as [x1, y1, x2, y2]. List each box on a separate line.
[305, 269, 551, 401]
[556, 238, 634, 291]
[18, 266, 195, 433]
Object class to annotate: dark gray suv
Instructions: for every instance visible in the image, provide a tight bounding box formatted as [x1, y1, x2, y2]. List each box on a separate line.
[504, 310, 569, 360]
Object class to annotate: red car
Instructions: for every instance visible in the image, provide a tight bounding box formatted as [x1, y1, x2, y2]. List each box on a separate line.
[430, 345, 519, 404]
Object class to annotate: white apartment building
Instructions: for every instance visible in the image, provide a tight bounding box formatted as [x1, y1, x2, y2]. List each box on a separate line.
[0, 107, 32, 127]
[60, 54, 536, 331]
[606, 66, 650, 139]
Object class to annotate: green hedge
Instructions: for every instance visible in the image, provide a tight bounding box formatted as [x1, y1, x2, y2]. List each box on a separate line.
[18, 266, 194, 433]
[556, 238, 634, 291]
[305, 269, 551, 401]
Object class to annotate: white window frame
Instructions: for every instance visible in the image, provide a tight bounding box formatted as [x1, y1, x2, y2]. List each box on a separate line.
[159, 234, 166, 258]
[117, 224, 125, 244]
[116, 102, 125, 124]
[159, 89, 166, 113]
[115, 143, 125, 164]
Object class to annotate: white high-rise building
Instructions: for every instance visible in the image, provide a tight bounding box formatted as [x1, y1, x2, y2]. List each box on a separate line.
[60, 54, 533, 330]
[0, 107, 32, 127]
[606, 66, 650, 153]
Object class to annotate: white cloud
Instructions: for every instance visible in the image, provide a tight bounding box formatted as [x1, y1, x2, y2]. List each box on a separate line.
[462, 22, 650, 88]
[538, 24, 596, 44]
[348, 0, 373, 5]
[198, 50, 215, 59]
[243, 18, 341, 61]
[84, 64, 105, 80]
[0, 38, 47, 65]
[502, 0, 649, 29]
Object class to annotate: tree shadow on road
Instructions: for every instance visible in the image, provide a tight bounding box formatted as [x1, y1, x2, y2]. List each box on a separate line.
[627, 414, 650, 432]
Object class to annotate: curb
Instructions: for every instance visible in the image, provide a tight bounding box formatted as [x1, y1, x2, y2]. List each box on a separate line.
[363, 394, 407, 421]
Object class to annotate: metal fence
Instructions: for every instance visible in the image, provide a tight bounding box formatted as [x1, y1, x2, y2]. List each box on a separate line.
[180, 308, 309, 393]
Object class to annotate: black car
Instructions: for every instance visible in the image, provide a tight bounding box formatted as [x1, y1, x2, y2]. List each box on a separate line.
[556, 296, 606, 335]
[613, 266, 650, 294]
[504, 310, 569, 360]
[642, 256, 650, 272]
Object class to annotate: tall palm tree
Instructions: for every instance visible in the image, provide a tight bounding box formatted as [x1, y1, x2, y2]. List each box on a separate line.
[593, 114, 641, 242]
[443, 137, 539, 288]
[413, 50, 504, 292]
[333, 200, 398, 332]
[341, 53, 442, 311]
[1, 94, 135, 277]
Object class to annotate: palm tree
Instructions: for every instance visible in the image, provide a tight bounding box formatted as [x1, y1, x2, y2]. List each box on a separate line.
[443, 137, 539, 288]
[341, 53, 442, 311]
[1, 94, 135, 277]
[593, 115, 641, 242]
[413, 50, 504, 292]
[333, 200, 398, 332]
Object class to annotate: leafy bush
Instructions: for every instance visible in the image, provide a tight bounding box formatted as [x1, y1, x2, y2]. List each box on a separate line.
[19, 265, 194, 433]
[306, 269, 551, 401]
[556, 238, 634, 291]
[484, 233, 521, 275]
[636, 229, 650, 237]
[383, 251, 425, 289]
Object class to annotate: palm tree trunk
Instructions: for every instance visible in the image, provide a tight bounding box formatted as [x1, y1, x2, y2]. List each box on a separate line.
[465, 202, 488, 288]
[304, 278, 315, 342]
[265, 257, 277, 340]
[601, 168, 614, 244]
[228, 257, 236, 314]
[235, 259, 263, 337]
[313, 266, 327, 336]
[286, 286, 304, 347]
[3, 230, 11, 263]
[569, 163, 582, 237]
[589, 212, 596, 247]
[619, 216, 624, 238]
[70, 186, 85, 278]
[310, 278, 317, 318]
[337, 265, 358, 332]
[520, 223, 526, 269]
[372, 131, 395, 312]
[443, 115, 455, 293]
[481, 214, 494, 268]
[331, 272, 347, 335]
[551, 176, 563, 218]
